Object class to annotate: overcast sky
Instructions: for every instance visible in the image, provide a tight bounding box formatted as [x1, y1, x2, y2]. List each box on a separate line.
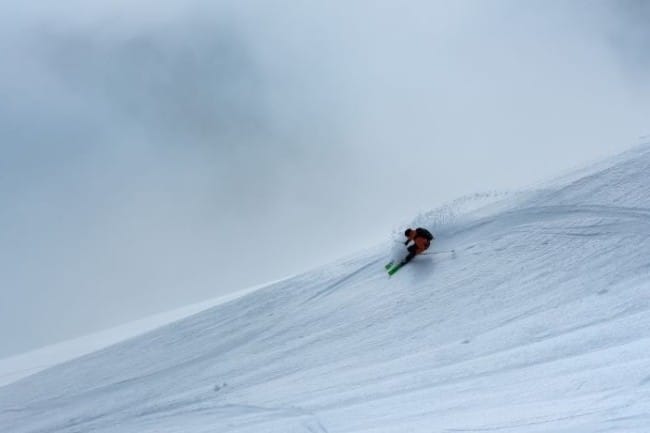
[1, 0, 649, 357]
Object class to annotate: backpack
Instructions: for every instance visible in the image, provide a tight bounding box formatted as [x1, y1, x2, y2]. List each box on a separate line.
[415, 228, 434, 241]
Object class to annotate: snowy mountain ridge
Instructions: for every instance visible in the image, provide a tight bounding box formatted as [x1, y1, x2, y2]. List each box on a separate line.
[0, 284, 265, 388]
[2, 145, 650, 432]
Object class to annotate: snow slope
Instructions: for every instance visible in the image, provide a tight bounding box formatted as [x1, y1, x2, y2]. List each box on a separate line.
[0, 285, 263, 387]
[2, 145, 650, 432]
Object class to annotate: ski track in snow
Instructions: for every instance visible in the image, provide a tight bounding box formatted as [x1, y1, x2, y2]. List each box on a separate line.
[2, 145, 650, 432]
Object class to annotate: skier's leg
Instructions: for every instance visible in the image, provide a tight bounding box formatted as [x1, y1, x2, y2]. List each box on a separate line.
[401, 245, 417, 264]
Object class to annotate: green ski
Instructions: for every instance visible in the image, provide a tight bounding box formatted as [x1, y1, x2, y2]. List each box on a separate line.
[386, 262, 405, 276]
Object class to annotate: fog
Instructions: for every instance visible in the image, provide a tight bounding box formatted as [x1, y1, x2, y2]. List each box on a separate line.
[1, 0, 649, 357]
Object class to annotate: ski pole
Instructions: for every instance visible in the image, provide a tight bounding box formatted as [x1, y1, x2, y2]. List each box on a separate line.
[422, 250, 455, 256]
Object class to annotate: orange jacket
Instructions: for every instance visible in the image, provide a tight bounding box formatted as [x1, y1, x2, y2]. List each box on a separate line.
[405, 228, 432, 254]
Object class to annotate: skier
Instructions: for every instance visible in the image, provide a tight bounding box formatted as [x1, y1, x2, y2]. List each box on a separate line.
[385, 227, 435, 275]
[402, 227, 434, 264]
